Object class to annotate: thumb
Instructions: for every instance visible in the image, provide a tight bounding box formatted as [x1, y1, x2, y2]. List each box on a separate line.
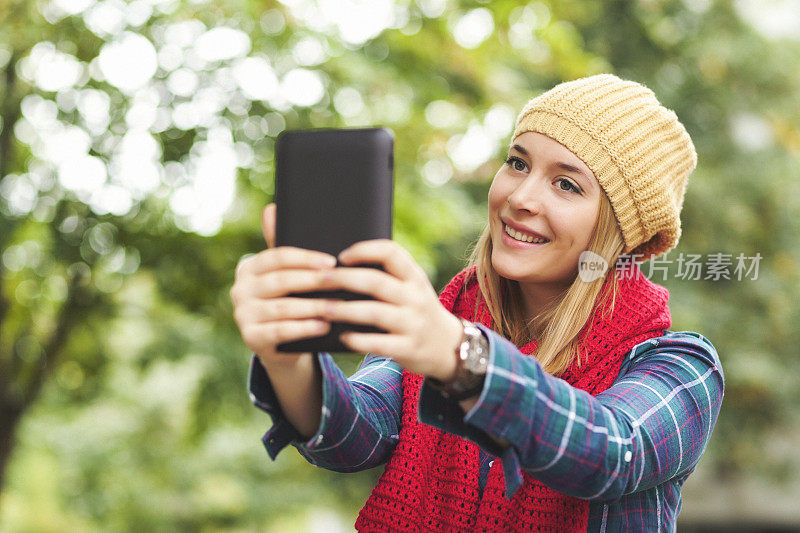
[262, 203, 276, 248]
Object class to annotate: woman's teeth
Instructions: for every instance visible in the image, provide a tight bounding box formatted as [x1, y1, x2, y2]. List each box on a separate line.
[504, 224, 549, 244]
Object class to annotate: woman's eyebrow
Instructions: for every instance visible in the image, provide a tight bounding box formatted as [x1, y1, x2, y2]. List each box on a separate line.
[510, 144, 529, 157]
[556, 162, 590, 182]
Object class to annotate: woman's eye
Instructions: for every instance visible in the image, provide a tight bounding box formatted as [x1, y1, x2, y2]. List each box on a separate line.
[505, 157, 526, 172]
[556, 178, 581, 194]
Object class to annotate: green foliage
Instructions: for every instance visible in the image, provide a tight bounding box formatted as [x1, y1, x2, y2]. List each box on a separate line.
[1, 0, 799, 529]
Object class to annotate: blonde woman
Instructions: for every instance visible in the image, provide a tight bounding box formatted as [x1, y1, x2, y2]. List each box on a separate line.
[231, 74, 724, 532]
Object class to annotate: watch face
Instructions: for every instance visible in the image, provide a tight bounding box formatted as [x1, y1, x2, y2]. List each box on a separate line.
[462, 326, 489, 374]
[464, 350, 488, 374]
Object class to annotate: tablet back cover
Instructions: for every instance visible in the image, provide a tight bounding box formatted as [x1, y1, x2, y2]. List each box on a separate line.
[274, 128, 394, 353]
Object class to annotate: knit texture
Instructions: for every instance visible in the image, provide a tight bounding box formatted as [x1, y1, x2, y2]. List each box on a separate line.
[355, 263, 671, 532]
[513, 74, 697, 260]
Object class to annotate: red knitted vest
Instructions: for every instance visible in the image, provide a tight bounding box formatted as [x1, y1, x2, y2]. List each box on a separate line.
[355, 262, 671, 532]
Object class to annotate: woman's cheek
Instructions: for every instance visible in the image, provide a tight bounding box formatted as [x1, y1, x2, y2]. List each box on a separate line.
[487, 180, 499, 204]
[488, 179, 510, 209]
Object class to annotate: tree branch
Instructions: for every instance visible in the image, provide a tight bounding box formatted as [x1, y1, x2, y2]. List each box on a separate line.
[0, 51, 20, 347]
[23, 268, 95, 406]
[0, 50, 20, 182]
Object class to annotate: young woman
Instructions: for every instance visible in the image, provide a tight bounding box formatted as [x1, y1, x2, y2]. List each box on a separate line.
[231, 74, 724, 532]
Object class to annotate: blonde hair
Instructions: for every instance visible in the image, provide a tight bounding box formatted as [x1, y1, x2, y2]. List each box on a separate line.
[466, 192, 625, 376]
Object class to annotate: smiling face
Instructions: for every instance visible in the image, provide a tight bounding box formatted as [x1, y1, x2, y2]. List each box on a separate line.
[488, 131, 602, 308]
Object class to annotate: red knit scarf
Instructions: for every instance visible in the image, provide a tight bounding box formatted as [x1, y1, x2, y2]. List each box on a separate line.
[355, 262, 671, 532]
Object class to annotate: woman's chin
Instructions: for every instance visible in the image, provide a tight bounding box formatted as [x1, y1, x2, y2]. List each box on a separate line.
[491, 253, 575, 287]
[491, 255, 539, 283]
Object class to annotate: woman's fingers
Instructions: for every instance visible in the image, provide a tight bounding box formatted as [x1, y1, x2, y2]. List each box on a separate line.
[338, 331, 410, 358]
[240, 319, 330, 349]
[237, 264, 408, 303]
[236, 246, 336, 278]
[339, 239, 429, 285]
[322, 299, 409, 333]
[261, 203, 277, 248]
[316, 266, 408, 305]
[235, 297, 329, 324]
[237, 295, 408, 333]
[233, 268, 331, 301]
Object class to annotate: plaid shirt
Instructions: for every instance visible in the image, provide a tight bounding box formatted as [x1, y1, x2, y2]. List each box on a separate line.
[249, 327, 724, 532]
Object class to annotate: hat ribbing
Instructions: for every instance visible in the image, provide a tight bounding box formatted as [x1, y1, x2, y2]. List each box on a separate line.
[512, 74, 697, 260]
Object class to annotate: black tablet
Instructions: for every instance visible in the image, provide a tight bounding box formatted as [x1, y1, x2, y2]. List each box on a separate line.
[274, 127, 394, 353]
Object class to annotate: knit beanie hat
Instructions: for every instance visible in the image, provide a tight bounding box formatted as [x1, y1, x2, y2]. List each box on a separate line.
[512, 74, 697, 260]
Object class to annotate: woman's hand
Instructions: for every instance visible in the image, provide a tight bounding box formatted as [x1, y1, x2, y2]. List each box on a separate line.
[230, 203, 337, 368]
[320, 239, 464, 381]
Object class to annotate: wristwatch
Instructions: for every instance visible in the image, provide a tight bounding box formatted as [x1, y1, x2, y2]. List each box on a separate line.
[428, 317, 490, 401]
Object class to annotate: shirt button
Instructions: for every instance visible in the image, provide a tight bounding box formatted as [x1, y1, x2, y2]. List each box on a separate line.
[315, 435, 324, 445]
[624, 450, 633, 462]
[489, 460, 495, 467]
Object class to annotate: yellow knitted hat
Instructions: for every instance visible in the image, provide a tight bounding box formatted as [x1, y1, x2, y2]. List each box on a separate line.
[512, 74, 697, 260]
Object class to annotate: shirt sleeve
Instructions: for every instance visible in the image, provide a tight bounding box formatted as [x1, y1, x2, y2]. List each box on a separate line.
[248, 352, 403, 472]
[419, 326, 724, 500]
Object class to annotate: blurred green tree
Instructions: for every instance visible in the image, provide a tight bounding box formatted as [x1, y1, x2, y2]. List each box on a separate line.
[1, 0, 799, 529]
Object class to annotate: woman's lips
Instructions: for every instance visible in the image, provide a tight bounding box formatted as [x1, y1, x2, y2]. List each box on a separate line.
[501, 219, 550, 241]
[501, 225, 550, 249]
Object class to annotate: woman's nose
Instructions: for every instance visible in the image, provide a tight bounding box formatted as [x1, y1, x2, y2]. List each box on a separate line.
[506, 176, 545, 215]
